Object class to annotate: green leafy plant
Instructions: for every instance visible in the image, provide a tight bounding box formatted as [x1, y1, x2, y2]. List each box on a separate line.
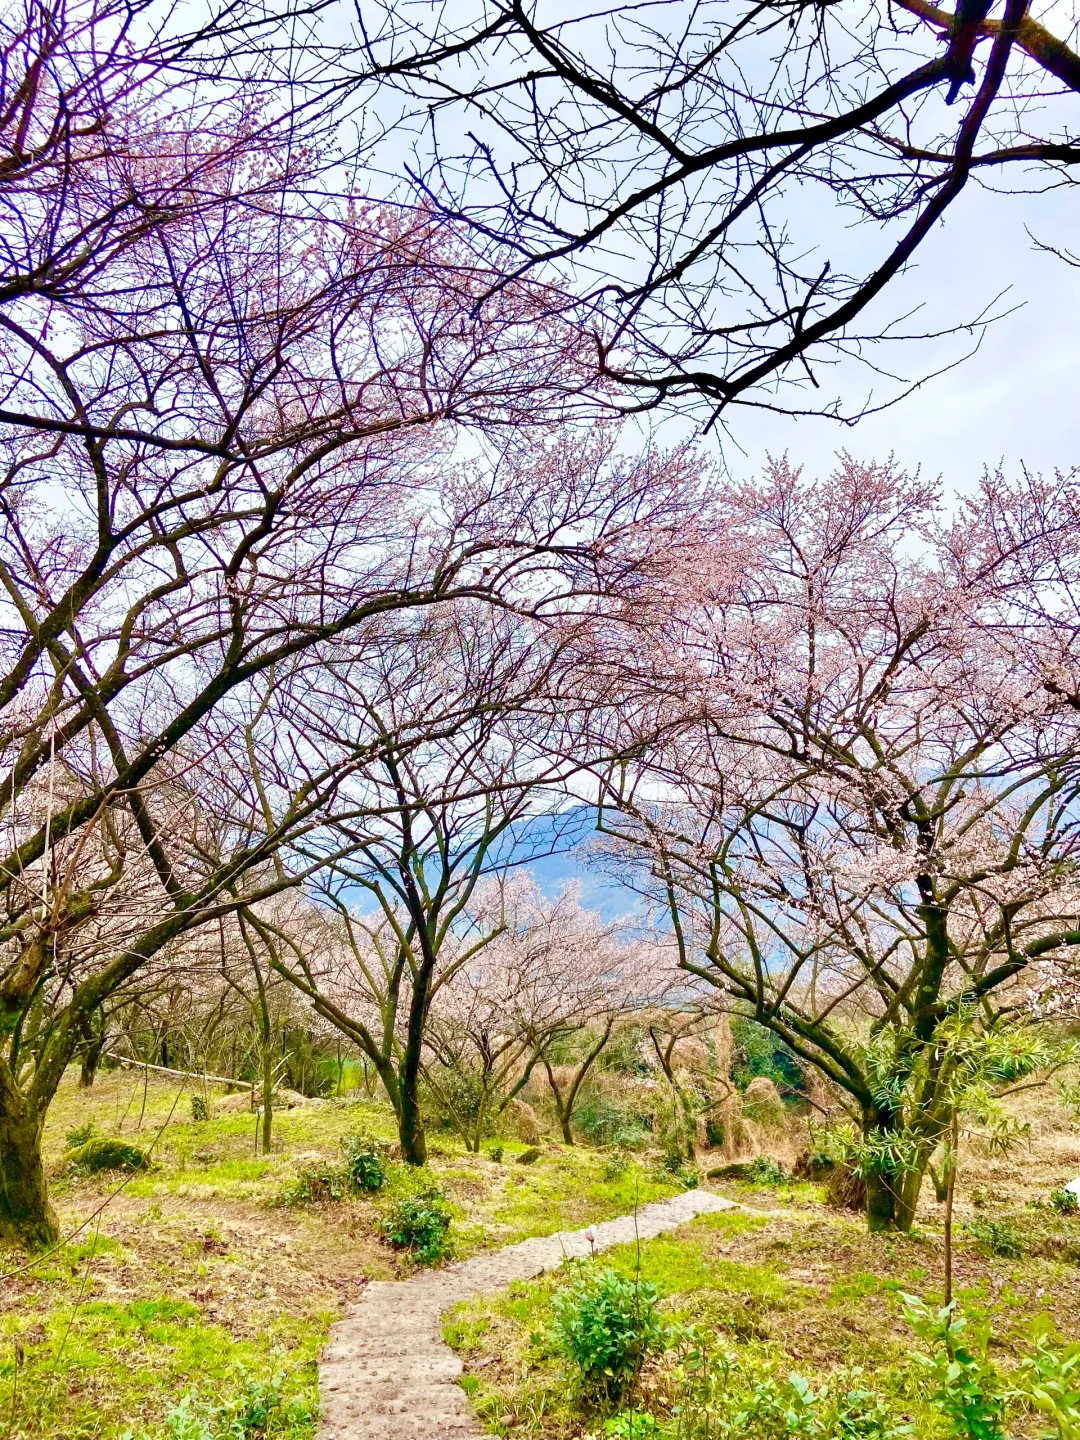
[488, 1145, 504, 1163]
[65, 1119, 97, 1148]
[1050, 1188, 1079, 1216]
[603, 1150, 630, 1181]
[550, 1261, 668, 1402]
[274, 1162, 349, 1206]
[746, 1156, 787, 1188]
[604, 1410, 669, 1437]
[190, 1095, 211, 1123]
[902, 1295, 1006, 1440]
[380, 1191, 453, 1264]
[964, 1219, 1026, 1259]
[340, 1133, 388, 1192]
[1014, 1333, 1080, 1439]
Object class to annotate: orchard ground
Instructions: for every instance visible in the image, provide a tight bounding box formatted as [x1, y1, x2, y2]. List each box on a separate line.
[0, 1068, 1078, 1440]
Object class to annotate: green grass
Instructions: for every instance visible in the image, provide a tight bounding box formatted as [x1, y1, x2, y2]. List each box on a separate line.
[443, 1194, 1080, 1440]
[4, 1068, 700, 1440]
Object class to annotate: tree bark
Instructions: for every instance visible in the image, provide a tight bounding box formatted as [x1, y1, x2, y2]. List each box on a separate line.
[0, 1105, 58, 1250]
[398, 1081, 427, 1165]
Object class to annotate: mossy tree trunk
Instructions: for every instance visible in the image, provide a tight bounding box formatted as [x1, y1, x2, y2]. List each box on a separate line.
[0, 1085, 58, 1249]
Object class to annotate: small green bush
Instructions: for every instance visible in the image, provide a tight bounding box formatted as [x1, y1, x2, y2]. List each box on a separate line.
[341, 1133, 388, 1192]
[902, 1295, 1006, 1439]
[65, 1136, 148, 1172]
[550, 1262, 667, 1402]
[575, 1096, 651, 1150]
[746, 1155, 788, 1188]
[964, 1218, 1026, 1258]
[275, 1162, 349, 1206]
[380, 1191, 453, 1264]
[1050, 1187, 1079, 1216]
[488, 1145, 504, 1163]
[604, 1411, 668, 1438]
[190, 1095, 211, 1123]
[128, 1372, 315, 1440]
[661, 1141, 685, 1174]
[603, 1150, 630, 1181]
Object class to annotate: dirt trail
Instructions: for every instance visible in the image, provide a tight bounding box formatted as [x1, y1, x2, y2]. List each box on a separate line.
[318, 1189, 735, 1440]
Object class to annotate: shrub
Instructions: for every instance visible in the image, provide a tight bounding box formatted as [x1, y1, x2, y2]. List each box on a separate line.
[603, 1150, 630, 1181]
[190, 1095, 211, 1123]
[704, 1115, 725, 1148]
[1014, 1334, 1080, 1439]
[1050, 1187, 1079, 1216]
[604, 1411, 668, 1438]
[662, 1141, 685, 1174]
[341, 1133, 388, 1192]
[964, 1218, 1027, 1258]
[745, 1156, 787, 1188]
[575, 1096, 652, 1150]
[550, 1262, 668, 1402]
[65, 1137, 148, 1172]
[488, 1145, 504, 1163]
[730, 1016, 804, 1095]
[275, 1162, 349, 1206]
[903, 1295, 1006, 1440]
[380, 1192, 453, 1264]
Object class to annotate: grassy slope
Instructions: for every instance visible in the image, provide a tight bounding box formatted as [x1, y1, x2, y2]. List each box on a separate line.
[445, 1110, 1080, 1439]
[0, 1068, 682, 1440]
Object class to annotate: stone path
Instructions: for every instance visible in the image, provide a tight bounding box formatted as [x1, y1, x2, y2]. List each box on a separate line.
[317, 1189, 735, 1440]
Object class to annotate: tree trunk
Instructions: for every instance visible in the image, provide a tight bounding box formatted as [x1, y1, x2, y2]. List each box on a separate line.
[0, 1107, 58, 1250]
[261, 1044, 274, 1154]
[77, 1012, 105, 1088]
[864, 1168, 896, 1231]
[398, 1081, 427, 1165]
[892, 1167, 925, 1233]
[79, 1034, 104, 1088]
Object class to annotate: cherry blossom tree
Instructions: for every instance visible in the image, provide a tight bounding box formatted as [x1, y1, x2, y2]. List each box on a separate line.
[425, 879, 655, 1151]
[599, 457, 1080, 1229]
[344, 0, 1080, 426]
[0, 0, 708, 1245]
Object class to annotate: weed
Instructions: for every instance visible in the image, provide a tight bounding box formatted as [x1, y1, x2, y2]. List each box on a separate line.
[489, 1146, 505, 1163]
[274, 1162, 349, 1206]
[550, 1261, 667, 1403]
[191, 1096, 211, 1123]
[65, 1119, 96, 1148]
[902, 1295, 1006, 1440]
[603, 1410, 669, 1437]
[1050, 1188, 1079, 1216]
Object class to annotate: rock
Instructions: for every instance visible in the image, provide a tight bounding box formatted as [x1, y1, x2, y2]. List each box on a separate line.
[64, 1137, 148, 1172]
[741, 1076, 786, 1128]
[706, 1162, 754, 1180]
[516, 1146, 541, 1165]
[216, 1091, 255, 1112]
